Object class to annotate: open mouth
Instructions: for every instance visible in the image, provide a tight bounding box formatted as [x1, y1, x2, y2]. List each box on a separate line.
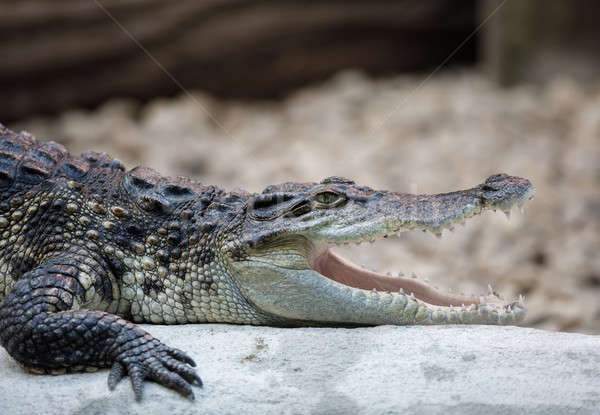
[311, 247, 508, 309]
[308, 205, 533, 314]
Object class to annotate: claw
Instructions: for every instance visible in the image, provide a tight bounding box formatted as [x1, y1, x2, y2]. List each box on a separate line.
[161, 358, 203, 388]
[129, 365, 145, 402]
[113, 337, 200, 401]
[193, 373, 203, 387]
[147, 363, 195, 400]
[167, 347, 196, 367]
[107, 361, 125, 391]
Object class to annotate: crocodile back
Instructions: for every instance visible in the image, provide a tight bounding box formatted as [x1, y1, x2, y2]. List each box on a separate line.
[0, 124, 241, 307]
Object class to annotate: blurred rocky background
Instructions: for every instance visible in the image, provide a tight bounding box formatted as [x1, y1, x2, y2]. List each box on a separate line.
[3, 0, 599, 333]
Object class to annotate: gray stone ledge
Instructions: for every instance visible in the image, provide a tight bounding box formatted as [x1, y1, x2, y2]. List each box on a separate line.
[1, 325, 599, 415]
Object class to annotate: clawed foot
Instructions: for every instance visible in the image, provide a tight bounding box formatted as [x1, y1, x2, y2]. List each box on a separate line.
[108, 339, 202, 401]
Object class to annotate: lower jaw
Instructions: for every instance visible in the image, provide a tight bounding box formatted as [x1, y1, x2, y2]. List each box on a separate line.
[308, 246, 525, 325]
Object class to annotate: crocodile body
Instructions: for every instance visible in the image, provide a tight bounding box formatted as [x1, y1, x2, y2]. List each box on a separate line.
[0, 124, 534, 400]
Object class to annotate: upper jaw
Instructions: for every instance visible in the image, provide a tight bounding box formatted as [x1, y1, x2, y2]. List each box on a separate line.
[307, 174, 535, 242]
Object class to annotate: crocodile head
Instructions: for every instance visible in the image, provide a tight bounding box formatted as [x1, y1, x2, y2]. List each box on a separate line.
[225, 173, 534, 326]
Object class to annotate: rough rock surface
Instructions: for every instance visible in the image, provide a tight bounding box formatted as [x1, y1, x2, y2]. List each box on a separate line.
[11, 72, 600, 334]
[1, 325, 599, 415]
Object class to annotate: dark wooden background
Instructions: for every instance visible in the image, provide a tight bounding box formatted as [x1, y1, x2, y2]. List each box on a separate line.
[0, 0, 476, 121]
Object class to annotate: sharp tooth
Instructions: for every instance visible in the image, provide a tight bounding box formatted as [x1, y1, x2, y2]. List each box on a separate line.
[488, 284, 494, 295]
[399, 288, 404, 294]
[519, 294, 525, 307]
[410, 292, 415, 299]
[461, 304, 466, 312]
[372, 288, 377, 293]
[518, 202, 525, 214]
[503, 210, 511, 220]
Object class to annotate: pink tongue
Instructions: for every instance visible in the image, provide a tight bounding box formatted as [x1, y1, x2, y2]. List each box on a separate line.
[312, 249, 484, 307]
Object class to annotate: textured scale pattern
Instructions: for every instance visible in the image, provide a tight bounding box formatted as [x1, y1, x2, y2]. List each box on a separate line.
[0, 125, 272, 400]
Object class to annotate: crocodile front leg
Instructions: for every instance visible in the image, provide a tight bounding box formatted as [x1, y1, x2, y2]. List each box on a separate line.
[0, 255, 202, 401]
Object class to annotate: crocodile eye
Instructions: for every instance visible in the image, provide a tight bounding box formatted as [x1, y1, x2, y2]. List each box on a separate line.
[314, 191, 345, 207]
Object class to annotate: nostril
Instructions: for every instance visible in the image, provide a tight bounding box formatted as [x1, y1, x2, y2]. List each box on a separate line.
[480, 184, 497, 192]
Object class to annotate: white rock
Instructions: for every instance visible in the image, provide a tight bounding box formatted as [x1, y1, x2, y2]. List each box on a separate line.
[1, 325, 599, 414]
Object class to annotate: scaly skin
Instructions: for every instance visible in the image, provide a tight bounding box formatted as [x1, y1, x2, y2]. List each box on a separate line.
[0, 124, 534, 400]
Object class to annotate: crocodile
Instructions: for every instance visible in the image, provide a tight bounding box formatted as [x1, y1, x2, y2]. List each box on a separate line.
[0, 124, 534, 401]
